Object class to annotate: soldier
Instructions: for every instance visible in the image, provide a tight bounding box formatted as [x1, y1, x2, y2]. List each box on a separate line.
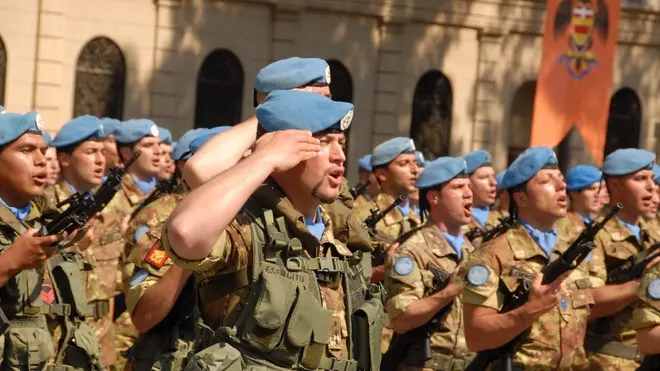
[556, 165, 603, 233]
[123, 129, 214, 370]
[0, 111, 103, 370]
[409, 151, 425, 216]
[43, 132, 61, 186]
[585, 149, 659, 370]
[158, 127, 175, 181]
[461, 150, 499, 245]
[165, 90, 382, 371]
[633, 260, 660, 357]
[461, 146, 594, 370]
[354, 154, 380, 209]
[100, 118, 122, 177]
[384, 157, 474, 370]
[354, 137, 422, 282]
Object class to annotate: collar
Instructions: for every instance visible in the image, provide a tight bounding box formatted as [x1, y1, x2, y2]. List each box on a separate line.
[518, 219, 558, 258]
[0, 197, 31, 222]
[616, 217, 641, 241]
[472, 206, 490, 228]
[130, 175, 157, 195]
[439, 228, 464, 260]
[304, 207, 326, 241]
[397, 198, 411, 216]
[577, 212, 591, 224]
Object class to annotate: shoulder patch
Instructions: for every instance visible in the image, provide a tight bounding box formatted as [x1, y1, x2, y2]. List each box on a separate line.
[467, 264, 489, 287]
[648, 278, 660, 300]
[130, 269, 149, 286]
[394, 256, 414, 276]
[145, 240, 168, 269]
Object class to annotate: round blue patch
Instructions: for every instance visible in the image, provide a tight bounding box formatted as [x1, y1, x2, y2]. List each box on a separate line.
[130, 269, 149, 286]
[647, 278, 660, 300]
[394, 257, 414, 276]
[467, 265, 489, 286]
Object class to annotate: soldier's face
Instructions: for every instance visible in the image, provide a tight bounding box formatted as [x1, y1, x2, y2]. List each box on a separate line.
[610, 169, 655, 215]
[598, 181, 609, 207]
[295, 132, 346, 202]
[158, 143, 175, 179]
[430, 177, 473, 226]
[103, 135, 121, 170]
[516, 169, 567, 221]
[60, 140, 106, 188]
[0, 133, 48, 204]
[376, 153, 420, 196]
[644, 184, 660, 220]
[570, 182, 601, 216]
[132, 137, 162, 178]
[469, 166, 497, 207]
[44, 146, 60, 185]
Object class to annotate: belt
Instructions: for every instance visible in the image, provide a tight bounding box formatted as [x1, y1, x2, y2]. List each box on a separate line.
[318, 357, 358, 371]
[87, 300, 110, 318]
[585, 335, 644, 363]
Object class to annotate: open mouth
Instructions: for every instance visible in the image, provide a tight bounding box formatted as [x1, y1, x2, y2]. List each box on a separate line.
[33, 172, 47, 185]
[557, 195, 568, 207]
[328, 168, 344, 186]
[93, 168, 104, 179]
[464, 202, 473, 217]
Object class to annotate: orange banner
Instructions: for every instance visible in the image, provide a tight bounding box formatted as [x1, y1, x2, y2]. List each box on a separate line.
[530, 0, 621, 165]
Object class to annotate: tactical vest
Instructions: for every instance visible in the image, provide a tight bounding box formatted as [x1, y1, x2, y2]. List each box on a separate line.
[125, 276, 197, 371]
[0, 219, 103, 371]
[187, 198, 384, 371]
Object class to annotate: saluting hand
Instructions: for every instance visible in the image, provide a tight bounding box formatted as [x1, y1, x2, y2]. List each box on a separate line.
[6, 229, 62, 270]
[254, 130, 322, 173]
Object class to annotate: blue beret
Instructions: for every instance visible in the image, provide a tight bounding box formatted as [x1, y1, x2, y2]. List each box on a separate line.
[114, 119, 160, 144]
[255, 57, 330, 93]
[358, 154, 372, 172]
[654, 165, 660, 185]
[100, 118, 120, 137]
[499, 146, 558, 189]
[415, 151, 426, 167]
[256, 90, 353, 134]
[371, 137, 416, 167]
[0, 111, 44, 147]
[566, 165, 602, 191]
[52, 115, 104, 148]
[172, 128, 208, 161]
[158, 127, 173, 144]
[495, 170, 507, 190]
[43, 132, 53, 146]
[602, 148, 655, 176]
[464, 150, 492, 174]
[415, 157, 467, 189]
[189, 126, 232, 155]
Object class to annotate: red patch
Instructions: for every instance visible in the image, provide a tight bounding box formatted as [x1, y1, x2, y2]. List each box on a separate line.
[145, 240, 168, 269]
[41, 283, 55, 304]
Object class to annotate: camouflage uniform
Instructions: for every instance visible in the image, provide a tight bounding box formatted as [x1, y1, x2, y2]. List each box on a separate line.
[632, 263, 660, 337]
[353, 194, 373, 211]
[104, 174, 152, 370]
[124, 187, 195, 370]
[462, 223, 593, 370]
[585, 217, 656, 370]
[460, 212, 502, 247]
[385, 223, 475, 370]
[44, 180, 120, 367]
[0, 202, 102, 370]
[162, 181, 381, 371]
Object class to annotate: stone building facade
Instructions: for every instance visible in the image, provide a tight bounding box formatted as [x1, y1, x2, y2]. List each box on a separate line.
[0, 0, 657, 182]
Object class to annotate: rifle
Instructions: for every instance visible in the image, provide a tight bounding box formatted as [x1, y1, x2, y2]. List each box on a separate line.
[481, 215, 515, 244]
[349, 179, 371, 199]
[364, 195, 405, 266]
[130, 174, 178, 220]
[466, 203, 622, 371]
[381, 266, 452, 371]
[37, 151, 141, 240]
[607, 241, 660, 285]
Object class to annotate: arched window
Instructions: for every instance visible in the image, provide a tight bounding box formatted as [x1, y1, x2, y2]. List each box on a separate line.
[508, 81, 536, 165]
[0, 36, 6, 105]
[605, 88, 641, 156]
[194, 49, 244, 128]
[326, 59, 353, 103]
[73, 37, 126, 118]
[409, 70, 453, 160]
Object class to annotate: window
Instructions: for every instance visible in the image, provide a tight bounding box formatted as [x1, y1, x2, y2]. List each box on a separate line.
[73, 37, 126, 118]
[194, 49, 244, 128]
[410, 70, 453, 160]
[605, 88, 641, 156]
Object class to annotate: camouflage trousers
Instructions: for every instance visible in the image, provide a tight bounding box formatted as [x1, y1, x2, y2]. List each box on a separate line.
[86, 312, 117, 367]
[589, 353, 640, 371]
[115, 311, 138, 371]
